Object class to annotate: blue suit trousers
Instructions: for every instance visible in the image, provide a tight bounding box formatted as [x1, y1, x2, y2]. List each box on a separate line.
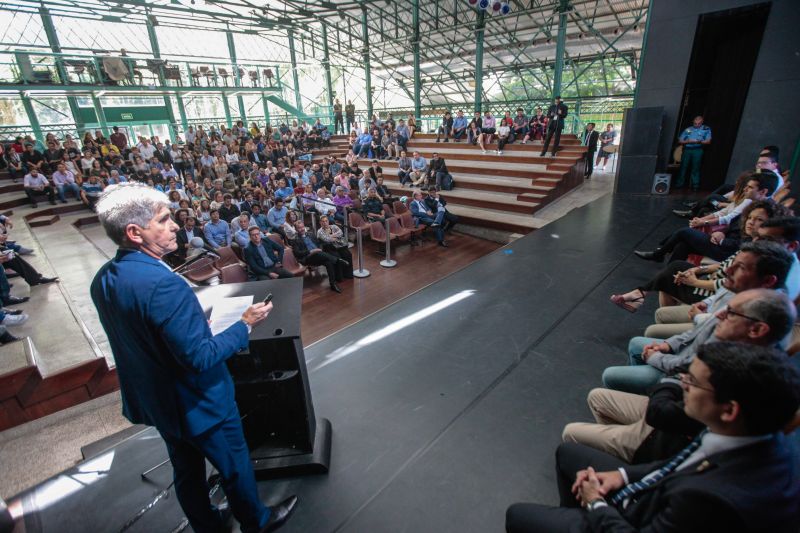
[161, 412, 270, 533]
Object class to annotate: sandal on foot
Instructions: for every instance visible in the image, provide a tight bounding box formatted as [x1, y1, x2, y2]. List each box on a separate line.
[609, 289, 645, 313]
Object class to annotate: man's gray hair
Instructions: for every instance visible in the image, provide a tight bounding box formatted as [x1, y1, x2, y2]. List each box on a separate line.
[96, 183, 170, 245]
[740, 288, 797, 345]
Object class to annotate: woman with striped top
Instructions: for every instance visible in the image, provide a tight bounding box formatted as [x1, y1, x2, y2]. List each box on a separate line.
[610, 199, 790, 312]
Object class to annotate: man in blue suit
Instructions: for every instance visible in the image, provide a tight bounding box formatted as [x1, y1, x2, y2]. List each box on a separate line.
[243, 226, 293, 280]
[90, 183, 297, 533]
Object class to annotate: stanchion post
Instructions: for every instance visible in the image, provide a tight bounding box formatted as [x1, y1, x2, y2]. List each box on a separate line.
[352, 227, 370, 278]
[379, 217, 397, 268]
[343, 207, 354, 248]
[310, 210, 318, 234]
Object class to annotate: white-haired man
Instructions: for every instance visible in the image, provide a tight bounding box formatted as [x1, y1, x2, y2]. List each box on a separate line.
[90, 183, 297, 533]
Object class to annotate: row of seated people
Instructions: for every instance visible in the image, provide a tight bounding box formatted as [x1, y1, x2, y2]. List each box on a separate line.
[0, 214, 59, 344]
[505, 145, 800, 531]
[168, 185, 459, 290]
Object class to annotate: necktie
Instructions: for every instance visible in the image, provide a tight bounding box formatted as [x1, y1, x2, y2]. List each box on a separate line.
[610, 431, 705, 505]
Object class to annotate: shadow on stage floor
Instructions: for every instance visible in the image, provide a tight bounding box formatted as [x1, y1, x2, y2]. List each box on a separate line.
[11, 192, 691, 533]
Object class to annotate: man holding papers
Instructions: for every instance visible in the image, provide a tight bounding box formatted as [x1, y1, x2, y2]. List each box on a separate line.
[90, 183, 297, 533]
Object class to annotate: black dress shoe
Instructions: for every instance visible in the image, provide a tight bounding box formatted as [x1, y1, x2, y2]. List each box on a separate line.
[330, 283, 342, 293]
[672, 209, 692, 217]
[634, 250, 664, 262]
[337, 258, 350, 266]
[2, 308, 23, 315]
[438, 240, 449, 248]
[260, 495, 298, 533]
[0, 332, 21, 345]
[683, 201, 698, 208]
[32, 276, 59, 286]
[4, 296, 29, 305]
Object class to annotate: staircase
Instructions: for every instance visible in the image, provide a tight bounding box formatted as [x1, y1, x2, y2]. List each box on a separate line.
[0, 168, 119, 431]
[313, 133, 587, 234]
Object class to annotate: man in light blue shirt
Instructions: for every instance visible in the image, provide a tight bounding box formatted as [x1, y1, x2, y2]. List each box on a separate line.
[203, 209, 232, 249]
[250, 203, 270, 233]
[410, 152, 428, 187]
[355, 132, 373, 158]
[452, 111, 468, 142]
[267, 199, 288, 240]
[51, 163, 80, 203]
[274, 179, 294, 202]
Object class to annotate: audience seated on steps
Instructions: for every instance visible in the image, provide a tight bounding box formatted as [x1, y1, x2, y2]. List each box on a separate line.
[23, 168, 57, 208]
[603, 243, 794, 396]
[567, 289, 795, 462]
[610, 200, 792, 314]
[0, 214, 35, 256]
[80, 174, 104, 211]
[397, 151, 413, 186]
[51, 162, 81, 203]
[409, 151, 428, 187]
[507, 342, 800, 533]
[634, 172, 778, 264]
[0, 232, 58, 290]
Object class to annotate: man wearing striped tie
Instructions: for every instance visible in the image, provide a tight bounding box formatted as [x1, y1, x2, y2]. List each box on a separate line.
[506, 342, 800, 532]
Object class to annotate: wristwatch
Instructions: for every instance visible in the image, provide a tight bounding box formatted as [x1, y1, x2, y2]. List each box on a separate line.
[586, 498, 608, 512]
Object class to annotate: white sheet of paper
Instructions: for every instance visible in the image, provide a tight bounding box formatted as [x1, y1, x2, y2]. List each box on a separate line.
[209, 295, 253, 336]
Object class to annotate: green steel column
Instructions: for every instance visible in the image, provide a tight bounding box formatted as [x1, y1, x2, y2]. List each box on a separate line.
[146, 17, 180, 139]
[175, 94, 189, 132]
[287, 33, 303, 114]
[412, 0, 421, 120]
[91, 93, 109, 137]
[221, 96, 232, 128]
[19, 92, 43, 144]
[474, 11, 485, 113]
[321, 24, 334, 124]
[226, 30, 247, 124]
[262, 94, 271, 128]
[38, 6, 84, 132]
[361, 8, 373, 119]
[552, 0, 570, 98]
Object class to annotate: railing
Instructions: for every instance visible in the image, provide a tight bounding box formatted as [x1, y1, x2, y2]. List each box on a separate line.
[0, 96, 633, 144]
[0, 50, 282, 91]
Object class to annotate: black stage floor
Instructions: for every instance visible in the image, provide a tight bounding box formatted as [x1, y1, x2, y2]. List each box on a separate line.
[12, 193, 690, 533]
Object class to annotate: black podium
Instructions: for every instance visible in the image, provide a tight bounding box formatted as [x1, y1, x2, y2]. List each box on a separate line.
[194, 278, 332, 478]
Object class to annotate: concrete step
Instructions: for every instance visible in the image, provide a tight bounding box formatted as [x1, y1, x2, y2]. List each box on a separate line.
[386, 182, 541, 215]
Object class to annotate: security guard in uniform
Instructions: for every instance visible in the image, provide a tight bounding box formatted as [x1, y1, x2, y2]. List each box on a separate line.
[676, 115, 712, 190]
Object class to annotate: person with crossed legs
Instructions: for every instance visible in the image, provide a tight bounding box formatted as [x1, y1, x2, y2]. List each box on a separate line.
[410, 190, 447, 248]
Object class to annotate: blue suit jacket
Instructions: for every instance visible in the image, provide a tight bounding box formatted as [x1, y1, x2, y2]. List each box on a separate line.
[243, 239, 285, 276]
[90, 249, 250, 438]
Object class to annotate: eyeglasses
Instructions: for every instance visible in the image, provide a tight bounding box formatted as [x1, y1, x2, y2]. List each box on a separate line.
[720, 305, 763, 323]
[678, 373, 715, 393]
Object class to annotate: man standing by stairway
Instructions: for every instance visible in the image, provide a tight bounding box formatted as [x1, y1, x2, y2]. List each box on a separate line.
[333, 99, 344, 134]
[345, 100, 356, 133]
[582, 123, 599, 179]
[540, 95, 568, 157]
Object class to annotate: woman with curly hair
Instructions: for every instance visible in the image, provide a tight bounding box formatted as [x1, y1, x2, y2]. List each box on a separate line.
[611, 199, 792, 312]
[634, 172, 780, 264]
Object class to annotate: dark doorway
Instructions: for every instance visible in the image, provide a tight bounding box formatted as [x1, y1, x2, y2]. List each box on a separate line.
[674, 3, 770, 190]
